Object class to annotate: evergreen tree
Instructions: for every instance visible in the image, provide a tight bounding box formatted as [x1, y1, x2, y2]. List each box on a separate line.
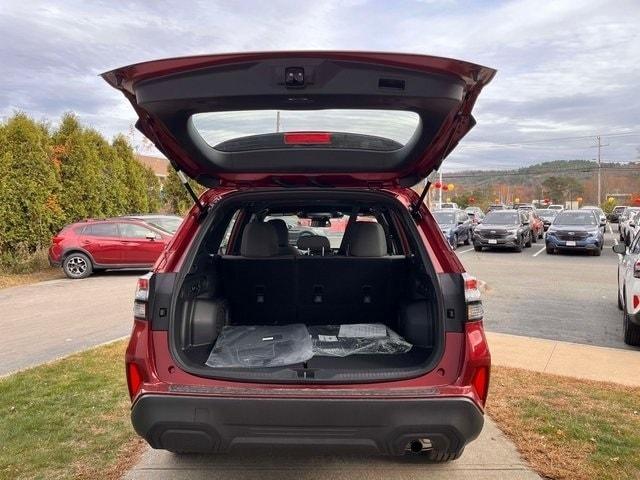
[0, 113, 61, 252]
[112, 134, 148, 214]
[53, 114, 106, 222]
[163, 168, 204, 214]
[141, 165, 162, 212]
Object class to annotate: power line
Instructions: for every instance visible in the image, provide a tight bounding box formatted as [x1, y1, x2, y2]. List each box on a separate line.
[458, 131, 640, 150]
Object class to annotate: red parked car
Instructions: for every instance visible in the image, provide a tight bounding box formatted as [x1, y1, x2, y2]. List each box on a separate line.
[105, 51, 494, 461]
[49, 218, 172, 279]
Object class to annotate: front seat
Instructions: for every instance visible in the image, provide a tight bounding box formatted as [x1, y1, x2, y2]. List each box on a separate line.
[297, 235, 331, 255]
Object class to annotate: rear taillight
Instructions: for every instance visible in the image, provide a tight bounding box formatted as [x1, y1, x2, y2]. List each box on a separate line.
[134, 272, 152, 320]
[634, 295, 640, 310]
[463, 321, 491, 407]
[472, 366, 489, 403]
[634, 261, 640, 278]
[126, 362, 143, 400]
[463, 272, 483, 320]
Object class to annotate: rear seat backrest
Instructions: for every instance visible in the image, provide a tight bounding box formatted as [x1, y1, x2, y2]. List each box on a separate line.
[348, 222, 387, 257]
[223, 222, 296, 324]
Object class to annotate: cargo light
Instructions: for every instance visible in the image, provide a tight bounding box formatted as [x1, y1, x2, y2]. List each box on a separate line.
[283, 132, 332, 145]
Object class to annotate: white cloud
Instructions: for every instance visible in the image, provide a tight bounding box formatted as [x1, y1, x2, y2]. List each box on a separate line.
[1, 0, 639, 169]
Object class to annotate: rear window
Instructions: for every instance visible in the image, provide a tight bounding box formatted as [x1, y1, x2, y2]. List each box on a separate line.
[82, 223, 118, 237]
[191, 109, 419, 151]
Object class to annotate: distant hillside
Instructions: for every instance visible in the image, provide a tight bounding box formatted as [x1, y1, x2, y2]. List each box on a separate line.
[442, 160, 628, 189]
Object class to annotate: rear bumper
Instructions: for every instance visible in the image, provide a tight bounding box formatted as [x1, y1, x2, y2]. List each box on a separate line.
[131, 394, 484, 455]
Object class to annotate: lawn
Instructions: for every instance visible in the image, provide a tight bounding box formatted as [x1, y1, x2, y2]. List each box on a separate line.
[489, 366, 640, 480]
[0, 340, 143, 480]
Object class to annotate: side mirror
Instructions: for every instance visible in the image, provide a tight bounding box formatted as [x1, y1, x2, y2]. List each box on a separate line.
[613, 243, 626, 254]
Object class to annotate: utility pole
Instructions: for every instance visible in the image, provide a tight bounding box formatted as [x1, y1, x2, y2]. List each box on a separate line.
[595, 135, 609, 206]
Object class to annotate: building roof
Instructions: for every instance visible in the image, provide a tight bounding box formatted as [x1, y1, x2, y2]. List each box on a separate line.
[136, 154, 169, 178]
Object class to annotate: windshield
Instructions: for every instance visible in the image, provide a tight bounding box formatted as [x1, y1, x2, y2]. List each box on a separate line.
[483, 211, 519, 225]
[434, 212, 456, 224]
[145, 217, 182, 234]
[554, 211, 597, 226]
[537, 210, 557, 218]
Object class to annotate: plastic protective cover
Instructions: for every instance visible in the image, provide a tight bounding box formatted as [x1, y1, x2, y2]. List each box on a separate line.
[309, 324, 412, 357]
[205, 324, 313, 368]
[205, 323, 413, 368]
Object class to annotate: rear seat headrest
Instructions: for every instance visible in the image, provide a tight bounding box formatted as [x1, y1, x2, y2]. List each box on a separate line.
[240, 222, 279, 257]
[348, 222, 387, 257]
[267, 219, 290, 247]
[297, 235, 330, 253]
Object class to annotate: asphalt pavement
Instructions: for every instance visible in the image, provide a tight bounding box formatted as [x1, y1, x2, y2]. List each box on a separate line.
[459, 228, 629, 349]
[0, 270, 141, 376]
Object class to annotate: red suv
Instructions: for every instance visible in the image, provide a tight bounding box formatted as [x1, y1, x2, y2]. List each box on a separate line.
[106, 52, 494, 461]
[49, 218, 172, 279]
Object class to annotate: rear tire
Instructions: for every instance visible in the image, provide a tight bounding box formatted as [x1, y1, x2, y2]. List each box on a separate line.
[451, 234, 458, 250]
[463, 234, 470, 246]
[525, 233, 532, 248]
[531, 231, 537, 243]
[546, 246, 555, 254]
[474, 245, 483, 252]
[62, 252, 93, 279]
[593, 248, 602, 256]
[623, 303, 640, 346]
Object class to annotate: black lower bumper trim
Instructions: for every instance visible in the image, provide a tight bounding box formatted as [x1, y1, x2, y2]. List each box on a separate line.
[131, 394, 484, 455]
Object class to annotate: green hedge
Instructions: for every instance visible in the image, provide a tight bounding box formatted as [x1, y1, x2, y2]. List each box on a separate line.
[0, 112, 162, 254]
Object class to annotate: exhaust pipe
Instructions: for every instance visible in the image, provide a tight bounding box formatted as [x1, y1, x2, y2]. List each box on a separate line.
[407, 438, 432, 453]
[409, 440, 423, 453]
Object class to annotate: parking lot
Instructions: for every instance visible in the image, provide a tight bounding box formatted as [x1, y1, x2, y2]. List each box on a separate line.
[460, 227, 628, 350]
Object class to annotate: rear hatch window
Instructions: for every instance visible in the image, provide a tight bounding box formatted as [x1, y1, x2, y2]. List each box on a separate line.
[192, 109, 420, 152]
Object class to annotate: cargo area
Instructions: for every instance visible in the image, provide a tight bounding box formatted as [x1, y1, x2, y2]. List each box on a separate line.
[170, 190, 444, 382]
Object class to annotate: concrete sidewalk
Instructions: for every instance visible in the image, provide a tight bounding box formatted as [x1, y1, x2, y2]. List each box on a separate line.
[487, 331, 640, 386]
[125, 418, 540, 480]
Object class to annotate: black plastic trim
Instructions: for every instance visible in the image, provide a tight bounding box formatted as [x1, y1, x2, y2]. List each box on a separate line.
[131, 394, 483, 455]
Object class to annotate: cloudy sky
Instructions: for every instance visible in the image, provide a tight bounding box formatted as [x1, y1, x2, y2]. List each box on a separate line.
[1, 0, 639, 171]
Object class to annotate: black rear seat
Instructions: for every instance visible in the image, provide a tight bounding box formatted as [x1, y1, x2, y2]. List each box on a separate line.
[221, 222, 296, 324]
[221, 222, 408, 325]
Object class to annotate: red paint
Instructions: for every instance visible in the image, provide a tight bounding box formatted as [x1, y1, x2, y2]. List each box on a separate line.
[48, 219, 171, 269]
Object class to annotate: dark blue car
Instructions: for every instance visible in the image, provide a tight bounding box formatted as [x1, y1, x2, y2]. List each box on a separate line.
[545, 210, 604, 256]
[434, 209, 472, 250]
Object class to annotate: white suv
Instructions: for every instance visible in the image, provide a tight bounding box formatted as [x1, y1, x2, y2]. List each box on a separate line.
[614, 239, 640, 346]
